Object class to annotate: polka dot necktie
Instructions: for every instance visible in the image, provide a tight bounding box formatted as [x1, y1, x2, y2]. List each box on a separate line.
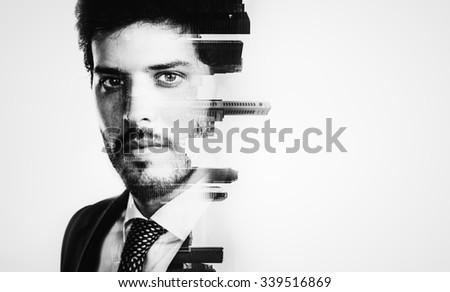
[118, 218, 166, 272]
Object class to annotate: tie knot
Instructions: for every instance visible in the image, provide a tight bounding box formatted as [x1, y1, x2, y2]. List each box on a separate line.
[129, 218, 165, 236]
[118, 218, 166, 272]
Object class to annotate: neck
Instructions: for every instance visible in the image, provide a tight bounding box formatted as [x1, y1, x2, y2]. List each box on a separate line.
[133, 198, 165, 219]
[132, 168, 201, 218]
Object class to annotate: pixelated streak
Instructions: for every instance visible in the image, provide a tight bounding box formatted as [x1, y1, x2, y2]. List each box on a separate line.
[168, 263, 216, 272]
[189, 12, 250, 34]
[187, 0, 247, 13]
[171, 247, 223, 264]
[168, 231, 221, 271]
[189, 100, 271, 137]
[198, 167, 238, 183]
[204, 188, 228, 202]
[195, 41, 244, 74]
[191, 100, 271, 117]
[157, 100, 271, 117]
[161, 186, 228, 203]
[162, 167, 238, 184]
[186, 0, 250, 34]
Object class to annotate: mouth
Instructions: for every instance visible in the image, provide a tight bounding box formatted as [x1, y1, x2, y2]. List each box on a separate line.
[123, 137, 171, 157]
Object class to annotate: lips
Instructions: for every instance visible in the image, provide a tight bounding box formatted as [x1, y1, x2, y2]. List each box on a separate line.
[122, 134, 173, 156]
[129, 138, 165, 149]
[123, 138, 163, 152]
[116, 126, 173, 156]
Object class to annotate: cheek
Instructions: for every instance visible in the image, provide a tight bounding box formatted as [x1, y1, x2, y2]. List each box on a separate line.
[95, 91, 124, 129]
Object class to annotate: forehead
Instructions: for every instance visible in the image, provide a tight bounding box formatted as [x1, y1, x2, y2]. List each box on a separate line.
[91, 22, 199, 70]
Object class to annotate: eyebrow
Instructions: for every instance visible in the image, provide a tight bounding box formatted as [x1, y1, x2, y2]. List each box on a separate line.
[147, 61, 191, 71]
[93, 66, 126, 75]
[93, 61, 191, 75]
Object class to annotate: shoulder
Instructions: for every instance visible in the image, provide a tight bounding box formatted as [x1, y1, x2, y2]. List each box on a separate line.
[69, 196, 117, 227]
[61, 192, 128, 271]
[64, 193, 126, 238]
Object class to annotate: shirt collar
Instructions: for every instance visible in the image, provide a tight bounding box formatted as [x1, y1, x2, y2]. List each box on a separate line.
[123, 170, 213, 241]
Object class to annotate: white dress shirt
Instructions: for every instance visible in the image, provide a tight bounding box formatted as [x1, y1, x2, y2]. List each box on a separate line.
[97, 181, 213, 272]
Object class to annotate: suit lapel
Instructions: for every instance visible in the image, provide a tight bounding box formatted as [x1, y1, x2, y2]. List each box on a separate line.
[77, 190, 129, 271]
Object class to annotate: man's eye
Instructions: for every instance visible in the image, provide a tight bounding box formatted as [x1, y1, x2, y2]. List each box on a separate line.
[100, 77, 124, 89]
[155, 72, 185, 88]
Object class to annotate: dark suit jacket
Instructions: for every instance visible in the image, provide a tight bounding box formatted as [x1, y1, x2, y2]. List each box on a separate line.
[61, 190, 130, 271]
[61, 190, 205, 272]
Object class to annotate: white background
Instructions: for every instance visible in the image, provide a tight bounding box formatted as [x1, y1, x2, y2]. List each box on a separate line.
[0, 0, 449, 271]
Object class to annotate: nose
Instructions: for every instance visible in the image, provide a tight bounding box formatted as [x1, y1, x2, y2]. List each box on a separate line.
[123, 74, 159, 125]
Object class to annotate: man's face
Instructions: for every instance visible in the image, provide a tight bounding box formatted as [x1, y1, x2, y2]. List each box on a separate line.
[91, 22, 210, 202]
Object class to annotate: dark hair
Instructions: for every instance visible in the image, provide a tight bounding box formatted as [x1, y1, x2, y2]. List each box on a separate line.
[75, 0, 195, 73]
[76, 0, 249, 76]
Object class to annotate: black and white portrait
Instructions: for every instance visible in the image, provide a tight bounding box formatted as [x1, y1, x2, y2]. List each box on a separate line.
[1, 0, 450, 275]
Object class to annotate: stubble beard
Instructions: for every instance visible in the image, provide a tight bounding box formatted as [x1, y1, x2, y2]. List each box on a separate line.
[107, 149, 191, 204]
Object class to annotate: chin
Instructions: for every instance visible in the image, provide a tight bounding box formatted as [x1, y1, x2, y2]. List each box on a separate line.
[120, 167, 189, 203]
[108, 149, 191, 203]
